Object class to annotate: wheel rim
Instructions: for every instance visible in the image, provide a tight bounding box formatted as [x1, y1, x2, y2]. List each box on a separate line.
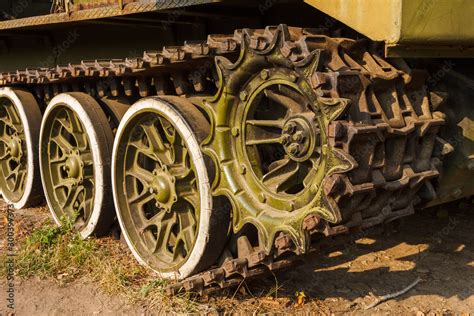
[41, 104, 95, 230]
[0, 96, 28, 203]
[115, 106, 200, 272]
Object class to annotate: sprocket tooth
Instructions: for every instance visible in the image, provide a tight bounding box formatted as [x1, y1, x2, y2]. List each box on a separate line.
[318, 97, 351, 123]
[295, 49, 321, 76]
[326, 146, 357, 175]
[214, 55, 233, 83]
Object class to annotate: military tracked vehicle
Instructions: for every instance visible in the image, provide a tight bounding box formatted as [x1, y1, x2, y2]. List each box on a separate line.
[1, 0, 473, 294]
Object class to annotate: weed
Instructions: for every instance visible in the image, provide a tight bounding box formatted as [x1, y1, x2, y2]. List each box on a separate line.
[1, 215, 204, 313]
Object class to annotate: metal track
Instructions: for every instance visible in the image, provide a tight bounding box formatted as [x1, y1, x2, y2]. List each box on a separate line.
[0, 25, 449, 295]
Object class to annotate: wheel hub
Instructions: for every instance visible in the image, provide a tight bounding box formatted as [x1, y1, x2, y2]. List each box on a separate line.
[150, 168, 177, 209]
[7, 135, 22, 159]
[64, 153, 83, 180]
[282, 117, 313, 161]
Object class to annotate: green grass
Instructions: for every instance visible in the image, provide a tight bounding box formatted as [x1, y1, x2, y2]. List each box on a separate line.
[0, 217, 205, 313]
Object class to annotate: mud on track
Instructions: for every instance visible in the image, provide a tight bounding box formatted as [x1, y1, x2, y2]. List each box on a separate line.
[1, 202, 474, 315]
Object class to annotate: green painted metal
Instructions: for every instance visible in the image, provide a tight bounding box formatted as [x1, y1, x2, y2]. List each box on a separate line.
[41, 105, 95, 229]
[0, 97, 27, 203]
[200, 29, 354, 254]
[305, 0, 474, 57]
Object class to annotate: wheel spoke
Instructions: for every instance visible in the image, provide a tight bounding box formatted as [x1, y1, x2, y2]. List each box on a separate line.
[51, 133, 75, 154]
[142, 123, 167, 154]
[264, 88, 305, 114]
[129, 189, 154, 207]
[65, 108, 84, 134]
[245, 135, 282, 146]
[13, 169, 26, 192]
[149, 212, 177, 255]
[62, 184, 82, 211]
[50, 155, 68, 165]
[174, 210, 196, 256]
[262, 159, 300, 193]
[158, 116, 177, 145]
[0, 117, 13, 131]
[245, 123, 283, 146]
[53, 177, 77, 190]
[0, 149, 10, 160]
[56, 116, 73, 134]
[4, 103, 21, 127]
[128, 140, 160, 162]
[246, 119, 284, 129]
[175, 175, 196, 197]
[126, 166, 154, 185]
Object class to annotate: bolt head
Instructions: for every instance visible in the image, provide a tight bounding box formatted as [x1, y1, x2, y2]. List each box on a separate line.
[283, 123, 296, 134]
[281, 134, 291, 146]
[239, 91, 248, 101]
[288, 143, 300, 155]
[294, 131, 306, 143]
[260, 69, 270, 80]
[231, 127, 240, 137]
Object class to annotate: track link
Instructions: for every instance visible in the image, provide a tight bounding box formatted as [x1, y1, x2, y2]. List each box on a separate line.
[0, 25, 449, 295]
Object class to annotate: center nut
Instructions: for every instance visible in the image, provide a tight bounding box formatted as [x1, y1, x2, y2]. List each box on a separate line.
[281, 117, 314, 161]
[7, 135, 21, 159]
[149, 168, 177, 210]
[64, 150, 84, 180]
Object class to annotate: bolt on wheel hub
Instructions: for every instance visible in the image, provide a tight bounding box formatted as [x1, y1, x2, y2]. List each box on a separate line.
[281, 116, 315, 161]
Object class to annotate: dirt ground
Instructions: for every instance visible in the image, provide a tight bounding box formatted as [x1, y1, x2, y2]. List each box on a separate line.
[1, 202, 474, 315]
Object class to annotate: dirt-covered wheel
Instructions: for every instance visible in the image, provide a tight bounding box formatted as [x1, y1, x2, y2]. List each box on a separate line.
[112, 96, 228, 279]
[39, 92, 115, 238]
[0, 87, 43, 209]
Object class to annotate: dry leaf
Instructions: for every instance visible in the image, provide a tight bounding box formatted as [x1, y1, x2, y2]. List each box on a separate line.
[294, 291, 306, 308]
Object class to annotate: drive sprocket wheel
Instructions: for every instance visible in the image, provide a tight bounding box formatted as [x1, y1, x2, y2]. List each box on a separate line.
[0, 88, 43, 208]
[112, 96, 228, 279]
[202, 26, 355, 253]
[39, 92, 115, 238]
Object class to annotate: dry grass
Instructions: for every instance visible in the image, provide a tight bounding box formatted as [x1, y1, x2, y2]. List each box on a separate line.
[0, 216, 210, 313]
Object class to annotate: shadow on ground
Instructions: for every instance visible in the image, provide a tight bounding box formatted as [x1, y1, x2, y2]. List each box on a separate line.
[213, 202, 474, 314]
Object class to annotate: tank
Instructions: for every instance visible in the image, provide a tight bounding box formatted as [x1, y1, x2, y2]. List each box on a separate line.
[0, 0, 472, 294]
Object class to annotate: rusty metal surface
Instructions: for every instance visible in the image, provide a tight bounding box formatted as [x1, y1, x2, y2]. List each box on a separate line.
[305, 0, 474, 58]
[0, 0, 218, 31]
